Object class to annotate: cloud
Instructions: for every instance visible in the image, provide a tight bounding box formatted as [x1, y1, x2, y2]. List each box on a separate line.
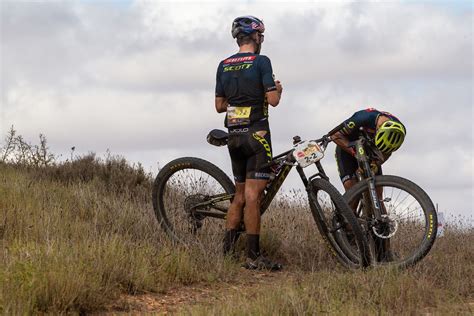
[0, 0, 472, 217]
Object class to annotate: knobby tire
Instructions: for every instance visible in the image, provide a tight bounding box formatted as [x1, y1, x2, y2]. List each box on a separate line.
[309, 178, 371, 269]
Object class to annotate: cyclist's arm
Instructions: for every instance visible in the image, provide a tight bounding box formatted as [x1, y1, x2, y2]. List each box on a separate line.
[215, 62, 227, 113]
[328, 110, 370, 156]
[266, 81, 282, 107]
[331, 131, 356, 156]
[215, 97, 228, 113]
[260, 56, 281, 107]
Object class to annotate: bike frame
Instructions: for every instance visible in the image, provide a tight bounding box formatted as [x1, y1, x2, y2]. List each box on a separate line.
[191, 142, 330, 220]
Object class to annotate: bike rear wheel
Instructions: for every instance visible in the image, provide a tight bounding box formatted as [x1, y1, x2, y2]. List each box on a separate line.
[344, 175, 437, 268]
[309, 178, 371, 269]
[152, 157, 234, 245]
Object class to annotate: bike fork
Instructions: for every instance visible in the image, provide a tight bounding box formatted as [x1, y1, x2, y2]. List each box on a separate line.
[355, 141, 383, 221]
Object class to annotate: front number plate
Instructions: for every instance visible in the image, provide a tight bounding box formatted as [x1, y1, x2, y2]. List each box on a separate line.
[293, 140, 324, 168]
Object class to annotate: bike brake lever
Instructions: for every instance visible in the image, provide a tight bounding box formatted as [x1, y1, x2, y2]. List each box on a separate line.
[315, 135, 331, 150]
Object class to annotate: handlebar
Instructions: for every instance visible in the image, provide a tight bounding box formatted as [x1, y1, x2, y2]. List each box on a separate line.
[313, 134, 332, 149]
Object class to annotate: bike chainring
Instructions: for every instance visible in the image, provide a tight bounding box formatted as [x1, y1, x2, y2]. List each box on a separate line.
[372, 214, 398, 239]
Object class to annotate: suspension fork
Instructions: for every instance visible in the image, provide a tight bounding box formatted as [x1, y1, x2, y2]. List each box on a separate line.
[355, 140, 383, 221]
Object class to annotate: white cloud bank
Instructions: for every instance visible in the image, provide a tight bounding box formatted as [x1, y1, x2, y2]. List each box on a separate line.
[0, 0, 472, 218]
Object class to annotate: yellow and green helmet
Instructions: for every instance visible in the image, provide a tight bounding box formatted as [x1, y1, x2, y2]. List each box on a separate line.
[374, 120, 406, 154]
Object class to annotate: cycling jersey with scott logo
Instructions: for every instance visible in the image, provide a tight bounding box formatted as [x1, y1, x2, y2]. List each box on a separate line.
[215, 52, 276, 131]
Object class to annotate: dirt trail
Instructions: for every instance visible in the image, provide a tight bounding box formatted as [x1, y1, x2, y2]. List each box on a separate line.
[95, 270, 474, 315]
[99, 270, 296, 314]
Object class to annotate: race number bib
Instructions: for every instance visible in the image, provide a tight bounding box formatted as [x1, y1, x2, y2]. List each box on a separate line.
[227, 106, 251, 127]
[293, 140, 324, 168]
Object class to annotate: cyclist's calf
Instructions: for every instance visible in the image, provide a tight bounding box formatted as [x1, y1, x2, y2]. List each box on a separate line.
[226, 183, 245, 229]
[244, 179, 268, 234]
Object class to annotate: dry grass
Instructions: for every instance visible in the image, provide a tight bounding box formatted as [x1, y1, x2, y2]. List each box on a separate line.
[0, 130, 472, 314]
[0, 162, 238, 314]
[188, 229, 474, 315]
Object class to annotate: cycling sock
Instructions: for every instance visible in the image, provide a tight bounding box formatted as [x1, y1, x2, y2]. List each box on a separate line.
[247, 234, 260, 260]
[223, 229, 239, 255]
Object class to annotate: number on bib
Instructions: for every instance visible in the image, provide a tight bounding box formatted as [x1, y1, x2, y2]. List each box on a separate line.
[293, 140, 324, 168]
[227, 106, 252, 127]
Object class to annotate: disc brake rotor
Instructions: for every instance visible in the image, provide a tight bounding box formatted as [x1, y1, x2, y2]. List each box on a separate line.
[372, 214, 398, 239]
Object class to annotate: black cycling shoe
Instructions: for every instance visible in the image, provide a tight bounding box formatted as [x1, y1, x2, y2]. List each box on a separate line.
[243, 256, 283, 271]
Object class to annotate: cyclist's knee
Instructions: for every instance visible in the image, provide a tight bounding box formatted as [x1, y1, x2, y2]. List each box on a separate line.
[232, 182, 246, 207]
[343, 178, 357, 191]
[244, 190, 261, 206]
[232, 193, 245, 208]
[244, 179, 266, 206]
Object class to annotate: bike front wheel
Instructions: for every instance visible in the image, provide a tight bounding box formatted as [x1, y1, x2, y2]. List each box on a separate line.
[344, 175, 437, 268]
[152, 157, 235, 245]
[308, 178, 371, 269]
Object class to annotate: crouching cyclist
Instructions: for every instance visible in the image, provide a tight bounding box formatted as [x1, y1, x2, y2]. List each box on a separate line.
[328, 108, 406, 261]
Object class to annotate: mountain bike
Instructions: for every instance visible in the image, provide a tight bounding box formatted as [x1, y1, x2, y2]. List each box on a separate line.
[152, 130, 370, 269]
[334, 130, 438, 268]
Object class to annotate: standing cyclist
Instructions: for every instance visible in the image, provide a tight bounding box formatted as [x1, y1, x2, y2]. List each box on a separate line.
[328, 108, 406, 261]
[214, 16, 283, 270]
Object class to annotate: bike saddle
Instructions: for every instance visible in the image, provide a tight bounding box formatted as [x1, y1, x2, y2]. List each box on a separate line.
[207, 129, 228, 146]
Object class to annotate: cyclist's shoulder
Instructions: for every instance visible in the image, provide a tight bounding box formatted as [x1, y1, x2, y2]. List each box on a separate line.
[217, 55, 232, 70]
[340, 109, 380, 131]
[357, 107, 382, 115]
[379, 110, 402, 123]
[218, 53, 270, 64]
[350, 108, 381, 120]
[219, 54, 236, 65]
[256, 54, 272, 63]
[257, 54, 271, 60]
[345, 108, 368, 121]
[362, 107, 402, 120]
[255, 55, 273, 74]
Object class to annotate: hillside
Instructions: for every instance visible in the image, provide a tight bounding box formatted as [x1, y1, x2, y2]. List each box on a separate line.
[0, 152, 473, 314]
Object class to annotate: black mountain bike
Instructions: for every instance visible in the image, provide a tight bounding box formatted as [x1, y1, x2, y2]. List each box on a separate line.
[152, 130, 370, 269]
[336, 130, 438, 268]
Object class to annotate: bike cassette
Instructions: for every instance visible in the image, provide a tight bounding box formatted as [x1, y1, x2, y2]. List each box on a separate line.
[372, 214, 398, 239]
[183, 194, 207, 224]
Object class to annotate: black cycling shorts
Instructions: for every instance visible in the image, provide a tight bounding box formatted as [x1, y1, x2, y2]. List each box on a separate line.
[228, 129, 272, 183]
[335, 146, 382, 183]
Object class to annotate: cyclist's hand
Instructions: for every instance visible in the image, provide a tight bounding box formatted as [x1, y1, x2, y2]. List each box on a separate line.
[275, 80, 283, 94]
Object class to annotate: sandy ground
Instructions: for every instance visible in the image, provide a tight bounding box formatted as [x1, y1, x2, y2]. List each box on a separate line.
[95, 269, 295, 314]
